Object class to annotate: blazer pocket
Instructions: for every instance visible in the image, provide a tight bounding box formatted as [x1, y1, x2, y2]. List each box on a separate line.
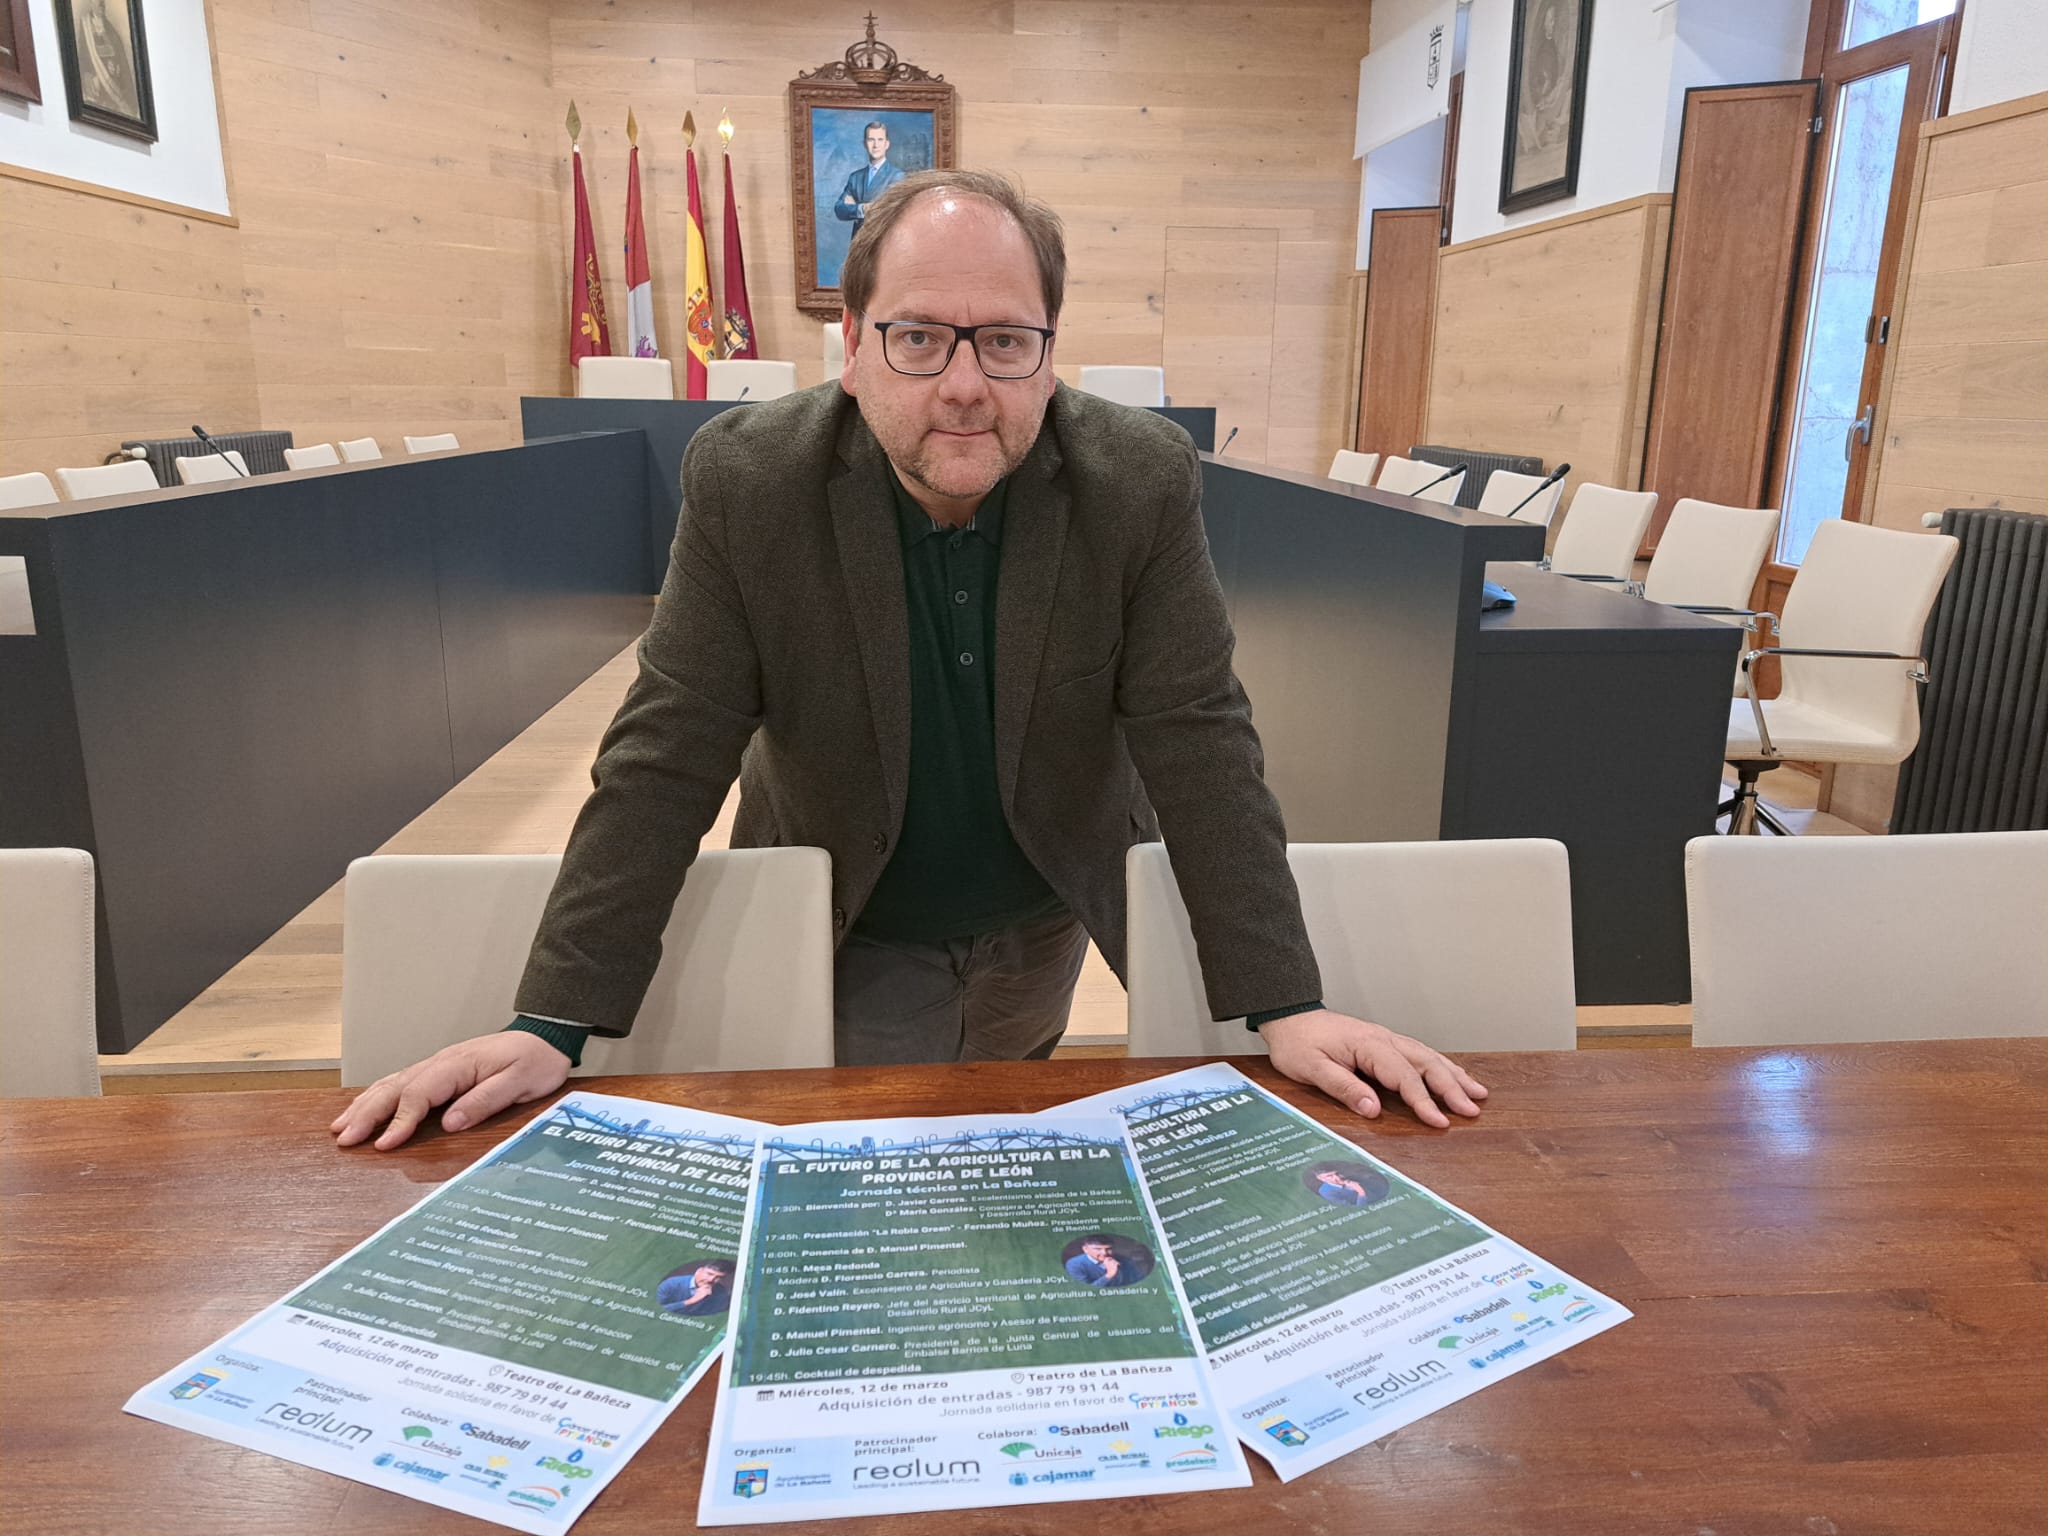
[1049, 639, 1122, 692]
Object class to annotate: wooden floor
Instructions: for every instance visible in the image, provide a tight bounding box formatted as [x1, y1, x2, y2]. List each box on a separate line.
[102, 638, 1855, 1092]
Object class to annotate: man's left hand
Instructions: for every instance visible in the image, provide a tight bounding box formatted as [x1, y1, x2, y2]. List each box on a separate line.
[1257, 1009, 1487, 1128]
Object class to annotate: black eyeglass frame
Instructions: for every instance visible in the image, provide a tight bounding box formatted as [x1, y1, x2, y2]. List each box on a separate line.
[868, 320, 1058, 379]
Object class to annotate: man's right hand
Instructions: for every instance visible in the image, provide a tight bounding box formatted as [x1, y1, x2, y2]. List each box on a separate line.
[330, 1031, 572, 1151]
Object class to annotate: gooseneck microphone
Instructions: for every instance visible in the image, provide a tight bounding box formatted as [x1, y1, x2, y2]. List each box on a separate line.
[190, 425, 248, 477]
[1217, 426, 1239, 456]
[1503, 462, 1570, 519]
[1410, 462, 1467, 498]
[735, 386, 752, 403]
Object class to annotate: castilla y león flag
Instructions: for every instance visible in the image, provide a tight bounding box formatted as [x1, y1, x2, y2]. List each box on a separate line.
[622, 112, 657, 359]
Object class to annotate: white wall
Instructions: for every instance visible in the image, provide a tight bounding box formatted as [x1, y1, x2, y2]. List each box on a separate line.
[1447, 0, 1805, 246]
[0, 0, 230, 216]
[1357, 119, 1446, 266]
[1951, 0, 2048, 114]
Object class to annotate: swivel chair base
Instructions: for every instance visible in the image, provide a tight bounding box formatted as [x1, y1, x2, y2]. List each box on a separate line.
[1719, 760, 1793, 836]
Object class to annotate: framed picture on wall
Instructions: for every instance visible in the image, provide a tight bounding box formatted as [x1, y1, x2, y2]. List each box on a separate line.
[54, 0, 156, 143]
[0, 0, 43, 102]
[788, 17, 955, 318]
[1499, 0, 1594, 213]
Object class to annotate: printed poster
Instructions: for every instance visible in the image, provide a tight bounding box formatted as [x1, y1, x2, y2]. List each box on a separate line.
[127, 1093, 769, 1533]
[1060, 1063, 1631, 1478]
[697, 1112, 1251, 1524]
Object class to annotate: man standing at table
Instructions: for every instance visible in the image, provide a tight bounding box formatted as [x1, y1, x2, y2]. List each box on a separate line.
[333, 170, 1487, 1151]
[834, 121, 904, 227]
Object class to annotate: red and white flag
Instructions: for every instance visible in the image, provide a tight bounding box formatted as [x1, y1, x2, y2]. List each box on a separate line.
[719, 117, 757, 360]
[622, 111, 657, 358]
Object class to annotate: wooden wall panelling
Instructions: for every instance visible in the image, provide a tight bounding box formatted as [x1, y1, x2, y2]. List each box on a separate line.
[1640, 82, 1818, 550]
[1424, 194, 1674, 525]
[1163, 226, 1278, 463]
[2, 2, 1372, 479]
[1355, 205, 1440, 461]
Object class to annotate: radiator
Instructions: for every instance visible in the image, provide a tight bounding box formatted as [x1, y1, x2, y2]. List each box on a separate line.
[1891, 508, 2048, 833]
[1407, 443, 1545, 510]
[117, 429, 295, 485]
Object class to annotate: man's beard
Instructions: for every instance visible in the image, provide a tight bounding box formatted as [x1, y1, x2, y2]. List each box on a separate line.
[903, 424, 1034, 502]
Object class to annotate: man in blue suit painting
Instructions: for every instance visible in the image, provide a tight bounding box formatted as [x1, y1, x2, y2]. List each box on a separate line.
[835, 122, 904, 226]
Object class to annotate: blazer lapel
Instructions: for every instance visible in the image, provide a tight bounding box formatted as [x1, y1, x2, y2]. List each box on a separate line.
[828, 413, 912, 832]
[994, 418, 1070, 815]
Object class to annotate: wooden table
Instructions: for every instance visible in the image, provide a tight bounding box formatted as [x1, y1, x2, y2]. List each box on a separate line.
[5, 1044, 2044, 1534]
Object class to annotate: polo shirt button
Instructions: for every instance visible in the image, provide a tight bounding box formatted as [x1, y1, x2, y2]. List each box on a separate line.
[953, 590, 968, 605]
[832, 906, 846, 928]
[959, 651, 974, 666]
[872, 833, 888, 854]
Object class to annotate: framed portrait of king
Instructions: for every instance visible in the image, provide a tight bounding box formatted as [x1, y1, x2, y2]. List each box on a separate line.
[788, 20, 956, 319]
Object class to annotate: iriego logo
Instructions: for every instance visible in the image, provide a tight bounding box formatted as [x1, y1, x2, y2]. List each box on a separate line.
[535, 1450, 595, 1482]
[261, 1403, 372, 1447]
[1526, 1281, 1568, 1303]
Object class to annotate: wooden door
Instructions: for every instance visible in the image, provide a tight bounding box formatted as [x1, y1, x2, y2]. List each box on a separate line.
[1640, 81, 1819, 552]
[1355, 206, 1441, 459]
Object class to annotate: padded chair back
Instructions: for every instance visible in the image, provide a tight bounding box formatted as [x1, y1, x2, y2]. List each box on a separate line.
[1774, 518, 1958, 758]
[1549, 484, 1658, 579]
[1686, 831, 2048, 1046]
[0, 471, 58, 509]
[577, 356, 675, 399]
[1642, 500, 1778, 609]
[1476, 469, 1563, 527]
[339, 437, 383, 462]
[1076, 366, 1166, 407]
[1126, 840, 1576, 1057]
[1375, 455, 1465, 504]
[706, 360, 799, 401]
[824, 320, 846, 371]
[53, 460, 160, 499]
[175, 450, 249, 484]
[0, 849, 101, 1098]
[1327, 450, 1380, 487]
[283, 443, 342, 471]
[404, 433, 461, 454]
[341, 849, 836, 1084]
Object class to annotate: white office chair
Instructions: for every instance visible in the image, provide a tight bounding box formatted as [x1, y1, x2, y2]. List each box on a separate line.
[283, 443, 342, 471]
[0, 471, 58, 509]
[175, 450, 250, 484]
[1721, 518, 1958, 835]
[1477, 469, 1564, 528]
[1547, 484, 1658, 580]
[1642, 500, 1779, 612]
[53, 460, 160, 499]
[1126, 840, 1576, 1058]
[1077, 366, 1166, 407]
[339, 437, 383, 463]
[706, 360, 798, 402]
[1686, 830, 2048, 1045]
[576, 356, 675, 400]
[824, 321, 846, 372]
[0, 848, 101, 1098]
[1327, 450, 1380, 488]
[404, 433, 461, 455]
[340, 848, 836, 1085]
[1376, 455, 1465, 504]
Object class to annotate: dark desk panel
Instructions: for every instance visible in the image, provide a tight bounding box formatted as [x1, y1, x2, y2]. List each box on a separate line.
[0, 434, 652, 1051]
[1198, 461, 1737, 1003]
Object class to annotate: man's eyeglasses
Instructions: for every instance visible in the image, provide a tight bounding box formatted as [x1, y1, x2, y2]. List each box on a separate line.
[871, 321, 1055, 380]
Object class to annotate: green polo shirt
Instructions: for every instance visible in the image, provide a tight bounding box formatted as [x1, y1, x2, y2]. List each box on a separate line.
[851, 467, 1065, 943]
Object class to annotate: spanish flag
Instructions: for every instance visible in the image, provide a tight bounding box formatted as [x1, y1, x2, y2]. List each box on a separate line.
[682, 113, 714, 398]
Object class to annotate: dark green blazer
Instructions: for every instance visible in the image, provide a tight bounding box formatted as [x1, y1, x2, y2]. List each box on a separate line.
[514, 381, 1320, 1036]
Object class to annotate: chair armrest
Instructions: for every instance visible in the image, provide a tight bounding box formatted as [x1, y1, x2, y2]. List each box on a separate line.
[1737, 647, 1932, 759]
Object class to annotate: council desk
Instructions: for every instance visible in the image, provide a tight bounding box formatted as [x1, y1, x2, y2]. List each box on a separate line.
[3, 1044, 2042, 1533]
